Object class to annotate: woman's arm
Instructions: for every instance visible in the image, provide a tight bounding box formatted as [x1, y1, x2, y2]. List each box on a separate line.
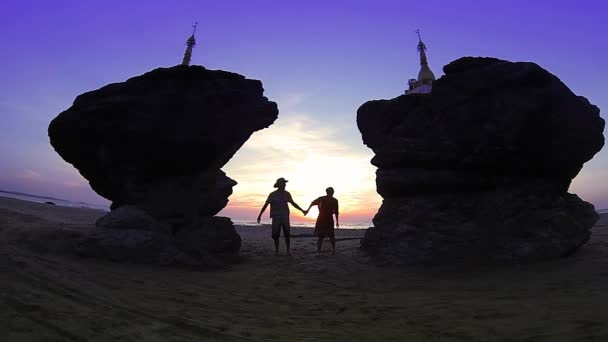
[304, 197, 321, 215]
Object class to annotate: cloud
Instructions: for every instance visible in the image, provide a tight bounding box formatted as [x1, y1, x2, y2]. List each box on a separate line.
[274, 92, 313, 110]
[0, 166, 108, 207]
[15, 169, 42, 181]
[62, 179, 88, 188]
[571, 168, 608, 209]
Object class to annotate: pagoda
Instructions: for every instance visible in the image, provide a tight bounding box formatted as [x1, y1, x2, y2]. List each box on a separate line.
[181, 22, 197, 66]
[405, 30, 436, 94]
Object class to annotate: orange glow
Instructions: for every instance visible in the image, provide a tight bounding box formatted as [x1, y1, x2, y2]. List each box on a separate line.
[223, 193, 379, 226]
[303, 206, 319, 220]
[220, 115, 382, 226]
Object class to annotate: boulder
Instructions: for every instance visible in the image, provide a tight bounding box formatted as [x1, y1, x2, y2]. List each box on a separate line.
[95, 205, 171, 234]
[76, 217, 239, 267]
[49, 65, 278, 266]
[357, 57, 605, 264]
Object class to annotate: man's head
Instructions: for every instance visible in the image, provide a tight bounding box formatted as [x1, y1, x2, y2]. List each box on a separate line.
[274, 177, 288, 190]
[326, 187, 334, 196]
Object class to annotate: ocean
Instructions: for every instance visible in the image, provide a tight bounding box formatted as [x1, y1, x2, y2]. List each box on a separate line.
[0, 190, 110, 211]
[0, 190, 371, 229]
[4, 190, 602, 229]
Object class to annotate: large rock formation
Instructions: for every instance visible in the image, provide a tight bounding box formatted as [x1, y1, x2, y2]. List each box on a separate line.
[358, 57, 605, 265]
[49, 65, 278, 266]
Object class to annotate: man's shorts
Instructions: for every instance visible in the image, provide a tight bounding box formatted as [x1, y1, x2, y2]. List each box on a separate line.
[271, 216, 290, 239]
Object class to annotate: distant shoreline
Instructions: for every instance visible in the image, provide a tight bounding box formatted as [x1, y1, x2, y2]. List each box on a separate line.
[0, 190, 109, 211]
[8, 189, 603, 227]
[0, 189, 67, 202]
[1, 190, 604, 227]
[0, 192, 371, 229]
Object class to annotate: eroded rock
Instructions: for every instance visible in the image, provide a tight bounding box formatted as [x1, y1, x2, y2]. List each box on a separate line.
[358, 57, 605, 264]
[49, 65, 278, 266]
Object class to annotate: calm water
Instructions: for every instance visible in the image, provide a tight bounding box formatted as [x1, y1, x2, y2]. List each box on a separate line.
[2, 190, 601, 229]
[0, 190, 109, 211]
[0, 190, 371, 229]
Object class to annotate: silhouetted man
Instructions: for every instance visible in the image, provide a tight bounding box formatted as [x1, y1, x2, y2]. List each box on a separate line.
[305, 187, 339, 255]
[257, 177, 306, 256]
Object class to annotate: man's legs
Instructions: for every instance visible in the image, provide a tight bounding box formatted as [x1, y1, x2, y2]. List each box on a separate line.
[317, 237, 323, 253]
[282, 219, 291, 255]
[271, 218, 281, 255]
[329, 236, 336, 255]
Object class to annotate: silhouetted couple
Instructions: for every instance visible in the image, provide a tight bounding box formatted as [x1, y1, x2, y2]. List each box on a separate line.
[257, 178, 340, 256]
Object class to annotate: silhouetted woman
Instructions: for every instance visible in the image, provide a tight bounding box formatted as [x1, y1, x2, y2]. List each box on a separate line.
[305, 187, 339, 255]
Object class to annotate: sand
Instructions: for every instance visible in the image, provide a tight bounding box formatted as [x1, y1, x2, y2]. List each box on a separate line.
[1, 196, 607, 341]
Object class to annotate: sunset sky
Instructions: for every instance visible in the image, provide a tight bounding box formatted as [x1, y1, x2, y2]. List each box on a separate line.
[0, 0, 606, 225]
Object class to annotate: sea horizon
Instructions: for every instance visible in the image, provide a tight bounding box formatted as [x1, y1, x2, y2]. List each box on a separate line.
[0, 190, 372, 229]
[2, 189, 603, 228]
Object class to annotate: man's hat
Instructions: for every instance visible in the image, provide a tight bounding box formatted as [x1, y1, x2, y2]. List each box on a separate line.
[274, 177, 288, 188]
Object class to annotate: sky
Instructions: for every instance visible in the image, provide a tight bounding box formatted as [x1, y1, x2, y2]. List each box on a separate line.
[0, 0, 606, 226]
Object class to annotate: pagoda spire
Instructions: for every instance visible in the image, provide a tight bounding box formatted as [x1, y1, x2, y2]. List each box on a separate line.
[416, 29, 428, 65]
[415, 29, 436, 85]
[181, 22, 197, 66]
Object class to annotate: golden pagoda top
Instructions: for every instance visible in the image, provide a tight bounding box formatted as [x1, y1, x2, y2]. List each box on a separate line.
[416, 29, 436, 85]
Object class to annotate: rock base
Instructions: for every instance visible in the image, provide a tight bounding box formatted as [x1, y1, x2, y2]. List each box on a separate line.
[77, 212, 241, 267]
[362, 189, 598, 265]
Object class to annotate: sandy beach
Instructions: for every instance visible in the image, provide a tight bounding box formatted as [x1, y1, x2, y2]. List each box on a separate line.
[1, 195, 607, 341]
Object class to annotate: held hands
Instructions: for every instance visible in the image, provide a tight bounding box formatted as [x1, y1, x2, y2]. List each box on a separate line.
[257, 216, 261, 224]
[302, 209, 309, 216]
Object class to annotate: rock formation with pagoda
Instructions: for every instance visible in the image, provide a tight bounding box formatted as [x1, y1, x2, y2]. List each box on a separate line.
[48, 27, 278, 267]
[358, 56, 605, 265]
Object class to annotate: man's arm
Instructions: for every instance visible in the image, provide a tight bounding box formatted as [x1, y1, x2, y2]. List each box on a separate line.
[287, 193, 306, 214]
[335, 200, 340, 228]
[257, 197, 270, 224]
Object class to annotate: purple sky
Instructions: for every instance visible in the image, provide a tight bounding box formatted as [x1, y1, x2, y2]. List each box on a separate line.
[1, 0, 607, 221]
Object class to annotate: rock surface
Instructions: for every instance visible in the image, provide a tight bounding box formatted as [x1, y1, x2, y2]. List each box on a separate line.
[76, 216, 240, 267]
[49, 65, 278, 266]
[358, 57, 605, 264]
